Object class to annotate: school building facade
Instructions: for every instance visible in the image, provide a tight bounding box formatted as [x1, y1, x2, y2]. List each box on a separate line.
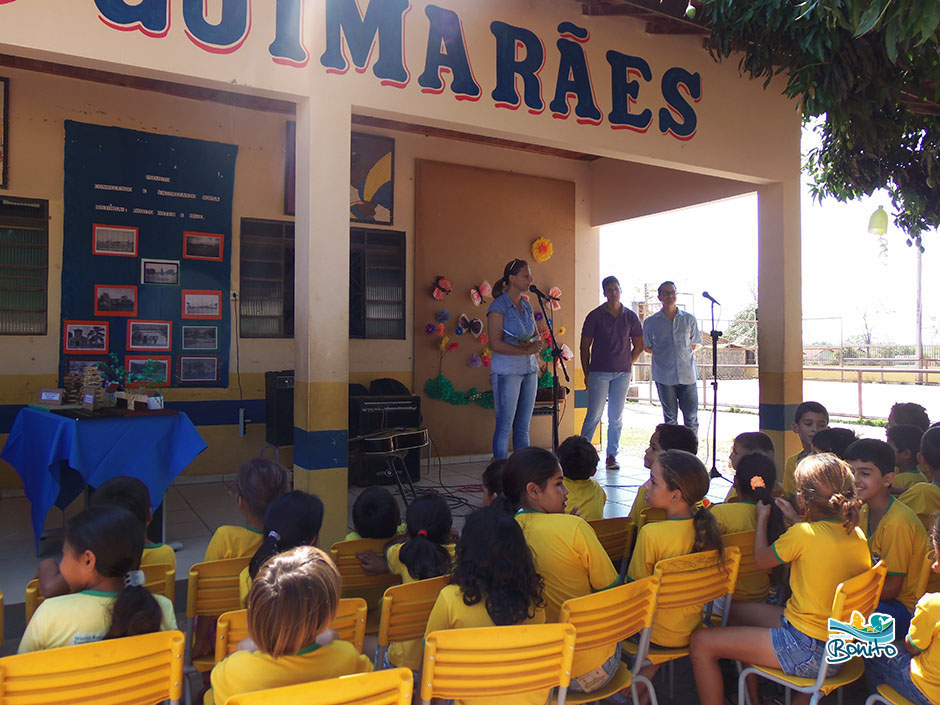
[0, 0, 803, 545]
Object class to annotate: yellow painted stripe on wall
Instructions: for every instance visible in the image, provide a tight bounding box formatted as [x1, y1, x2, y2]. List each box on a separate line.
[0, 375, 59, 404]
[295, 380, 348, 432]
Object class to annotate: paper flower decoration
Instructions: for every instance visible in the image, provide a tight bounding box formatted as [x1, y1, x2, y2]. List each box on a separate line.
[436, 323, 445, 337]
[479, 333, 489, 346]
[455, 326, 464, 335]
[540, 347, 554, 363]
[482, 346, 492, 358]
[534, 312, 544, 321]
[467, 353, 482, 368]
[560, 343, 574, 361]
[435, 310, 450, 323]
[548, 287, 562, 311]
[750, 476, 767, 491]
[558, 327, 566, 336]
[447, 341, 459, 352]
[469, 280, 492, 306]
[482, 353, 491, 367]
[531, 237, 553, 263]
[432, 276, 453, 301]
[439, 336, 451, 352]
[425, 323, 436, 335]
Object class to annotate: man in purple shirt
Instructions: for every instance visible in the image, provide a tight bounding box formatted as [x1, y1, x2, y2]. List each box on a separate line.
[579, 276, 644, 469]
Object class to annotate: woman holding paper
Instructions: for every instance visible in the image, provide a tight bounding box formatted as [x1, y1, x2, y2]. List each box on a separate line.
[486, 258, 543, 459]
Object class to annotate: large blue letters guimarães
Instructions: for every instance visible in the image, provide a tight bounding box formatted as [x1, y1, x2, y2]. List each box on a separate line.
[659, 66, 701, 139]
[320, 0, 410, 84]
[490, 21, 544, 112]
[182, 0, 249, 51]
[269, 0, 307, 65]
[95, 0, 170, 37]
[607, 50, 653, 131]
[418, 5, 480, 98]
[549, 25, 601, 123]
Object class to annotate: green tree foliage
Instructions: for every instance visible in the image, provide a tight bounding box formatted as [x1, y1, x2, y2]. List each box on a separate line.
[702, 0, 940, 243]
[725, 302, 757, 347]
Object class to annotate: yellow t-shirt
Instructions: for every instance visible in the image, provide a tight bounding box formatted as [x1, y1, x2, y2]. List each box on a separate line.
[563, 478, 607, 522]
[384, 541, 454, 671]
[627, 518, 702, 647]
[909, 592, 940, 705]
[204, 525, 265, 562]
[425, 584, 546, 705]
[861, 498, 929, 611]
[208, 640, 372, 705]
[344, 522, 407, 541]
[515, 511, 618, 678]
[894, 468, 928, 492]
[899, 482, 940, 518]
[724, 482, 784, 503]
[710, 501, 770, 602]
[782, 451, 806, 499]
[142, 542, 177, 571]
[771, 520, 871, 641]
[18, 589, 177, 653]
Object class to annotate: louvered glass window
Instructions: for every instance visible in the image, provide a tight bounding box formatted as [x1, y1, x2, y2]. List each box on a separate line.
[0, 197, 48, 335]
[239, 218, 294, 338]
[350, 228, 405, 339]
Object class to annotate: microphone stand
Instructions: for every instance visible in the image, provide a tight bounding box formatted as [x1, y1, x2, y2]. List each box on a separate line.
[533, 291, 569, 452]
[708, 298, 723, 479]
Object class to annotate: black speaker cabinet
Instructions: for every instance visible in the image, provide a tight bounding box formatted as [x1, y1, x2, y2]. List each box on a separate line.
[265, 370, 294, 446]
[348, 448, 421, 487]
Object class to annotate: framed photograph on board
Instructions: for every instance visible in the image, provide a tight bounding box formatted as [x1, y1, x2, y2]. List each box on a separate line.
[93, 224, 138, 257]
[67, 358, 106, 376]
[63, 321, 108, 354]
[0, 77, 8, 189]
[127, 319, 172, 351]
[179, 355, 219, 384]
[350, 132, 393, 225]
[125, 355, 170, 387]
[182, 325, 218, 351]
[94, 284, 138, 317]
[182, 231, 224, 261]
[181, 289, 222, 320]
[140, 258, 180, 286]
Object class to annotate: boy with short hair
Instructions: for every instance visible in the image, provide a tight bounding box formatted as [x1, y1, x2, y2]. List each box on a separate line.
[889, 402, 931, 432]
[888, 424, 928, 491]
[846, 438, 928, 636]
[783, 401, 828, 500]
[557, 435, 606, 521]
[810, 427, 857, 459]
[899, 426, 940, 517]
[724, 431, 777, 502]
[629, 423, 698, 529]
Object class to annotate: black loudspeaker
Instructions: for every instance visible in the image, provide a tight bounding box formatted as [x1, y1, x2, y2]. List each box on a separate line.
[348, 448, 421, 487]
[265, 370, 294, 446]
[348, 395, 421, 436]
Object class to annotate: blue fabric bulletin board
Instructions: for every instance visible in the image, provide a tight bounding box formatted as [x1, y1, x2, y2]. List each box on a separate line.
[61, 121, 237, 387]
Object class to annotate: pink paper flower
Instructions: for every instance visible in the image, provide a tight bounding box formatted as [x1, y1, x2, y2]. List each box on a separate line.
[549, 287, 562, 311]
[561, 344, 574, 361]
[469, 288, 482, 306]
[467, 354, 482, 368]
[478, 280, 492, 297]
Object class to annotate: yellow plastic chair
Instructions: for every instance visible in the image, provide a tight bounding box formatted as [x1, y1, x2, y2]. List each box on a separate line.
[214, 598, 368, 664]
[622, 547, 742, 699]
[587, 517, 634, 564]
[738, 561, 888, 705]
[639, 507, 666, 525]
[864, 684, 922, 705]
[186, 555, 251, 672]
[223, 667, 413, 705]
[330, 538, 402, 595]
[374, 574, 449, 670]
[421, 624, 576, 705]
[0, 629, 185, 705]
[722, 531, 772, 604]
[24, 562, 176, 626]
[557, 576, 661, 705]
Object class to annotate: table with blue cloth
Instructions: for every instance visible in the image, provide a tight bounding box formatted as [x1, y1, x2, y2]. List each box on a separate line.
[1, 406, 207, 549]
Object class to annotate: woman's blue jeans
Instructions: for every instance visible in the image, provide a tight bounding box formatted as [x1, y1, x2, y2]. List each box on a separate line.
[491, 371, 538, 459]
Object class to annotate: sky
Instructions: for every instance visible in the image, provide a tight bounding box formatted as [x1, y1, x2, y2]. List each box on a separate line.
[600, 125, 938, 346]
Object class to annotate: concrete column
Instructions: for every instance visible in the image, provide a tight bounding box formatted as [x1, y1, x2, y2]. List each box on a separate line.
[293, 96, 351, 547]
[757, 179, 803, 467]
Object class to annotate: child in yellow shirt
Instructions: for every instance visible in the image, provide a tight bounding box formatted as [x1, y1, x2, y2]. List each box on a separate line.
[810, 427, 857, 459]
[501, 446, 619, 697]
[723, 431, 776, 502]
[343, 486, 405, 540]
[900, 426, 940, 516]
[207, 545, 372, 705]
[425, 506, 546, 705]
[557, 434, 606, 521]
[782, 401, 828, 501]
[19, 504, 176, 653]
[629, 423, 698, 530]
[888, 424, 928, 492]
[848, 438, 928, 636]
[238, 490, 325, 607]
[627, 449, 724, 700]
[863, 513, 940, 705]
[690, 453, 871, 705]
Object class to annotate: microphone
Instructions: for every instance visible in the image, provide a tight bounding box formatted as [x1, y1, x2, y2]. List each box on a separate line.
[529, 284, 559, 301]
[702, 291, 720, 306]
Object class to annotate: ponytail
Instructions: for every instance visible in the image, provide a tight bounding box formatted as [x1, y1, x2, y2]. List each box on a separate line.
[65, 505, 163, 640]
[692, 504, 725, 562]
[249, 491, 325, 578]
[795, 454, 862, 533]
[827, 491, 862, 534]
[492, 258, 528, 299]
[398, 494, 453, 580]
[657, 450, 724, 561]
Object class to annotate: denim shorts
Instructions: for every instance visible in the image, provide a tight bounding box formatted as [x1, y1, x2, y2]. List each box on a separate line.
[568, 644, 622, 693]
[770, 616, 842, 679]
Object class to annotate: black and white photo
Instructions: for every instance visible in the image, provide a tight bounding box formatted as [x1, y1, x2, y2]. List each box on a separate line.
[181, 289, 222, 319]
[182, 325, 218, 350]
[127, 320, 172, 351]
[93, 224, 138, 257]
[66, 358, 105, 375]
[140, 258, 180, 285]
[180, 355, 219, 383]
[125, 355, 170, 386]
[95, 284, 137, 316]
[182, 231, 224, 261]
[63, 321, 108, 353]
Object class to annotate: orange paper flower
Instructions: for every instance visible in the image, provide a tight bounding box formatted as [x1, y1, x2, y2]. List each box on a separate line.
[750, 476, 766, 491]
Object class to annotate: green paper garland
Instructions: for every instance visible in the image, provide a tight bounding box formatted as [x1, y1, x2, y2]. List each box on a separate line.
[424, 374, 494, 409]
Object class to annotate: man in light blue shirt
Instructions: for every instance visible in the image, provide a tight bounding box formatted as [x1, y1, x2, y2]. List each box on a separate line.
[642, 281, 701, 435]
